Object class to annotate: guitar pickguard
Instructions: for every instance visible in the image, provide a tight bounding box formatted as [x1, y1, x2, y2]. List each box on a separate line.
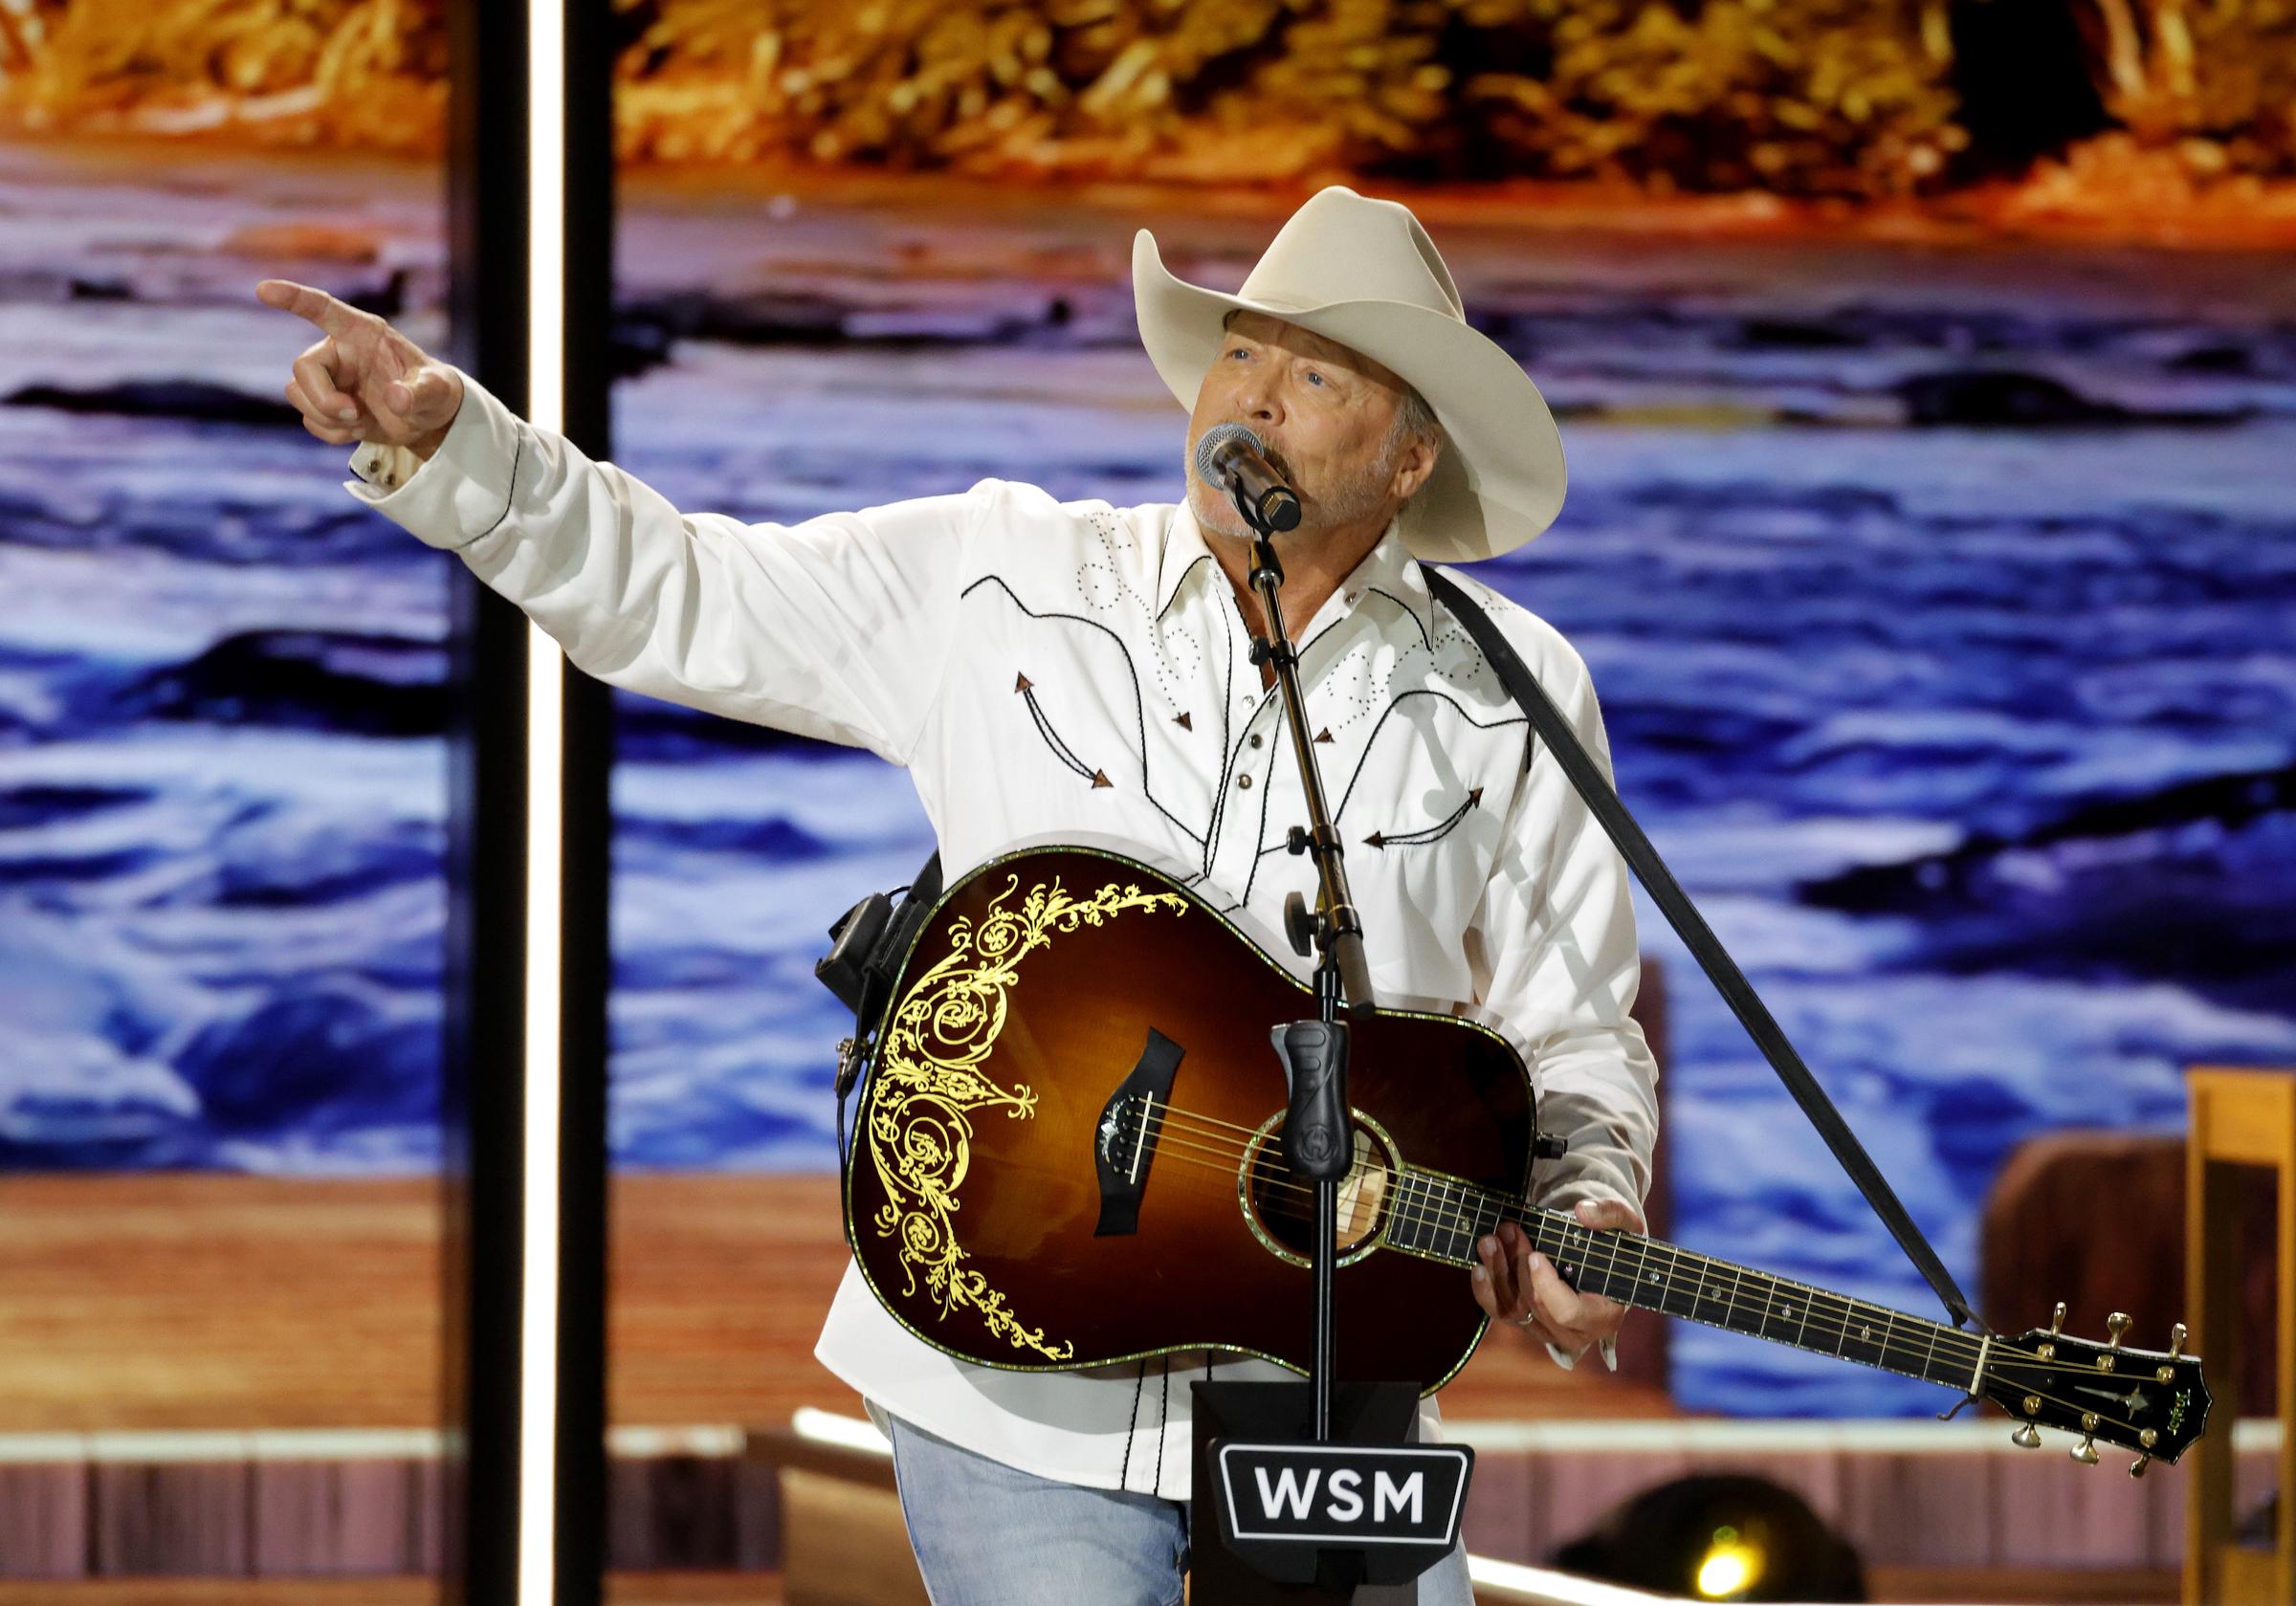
[863, 869, 1190, 1362]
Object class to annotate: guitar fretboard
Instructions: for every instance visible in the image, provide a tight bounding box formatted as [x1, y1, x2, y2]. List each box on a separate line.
[1387, 1167, 1987, 1392]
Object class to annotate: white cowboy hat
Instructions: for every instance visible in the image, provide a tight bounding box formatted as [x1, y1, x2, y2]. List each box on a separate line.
[1133, 185, 1566, 565]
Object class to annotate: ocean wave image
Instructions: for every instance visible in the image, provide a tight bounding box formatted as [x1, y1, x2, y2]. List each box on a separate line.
[4, 143, 2292, 1415]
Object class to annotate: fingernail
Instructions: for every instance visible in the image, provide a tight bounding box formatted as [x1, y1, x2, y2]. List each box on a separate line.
[1470, 1266, 1488, 1283]
[337, 406, 356, 420]
[1477, 1236, 1495, 1257]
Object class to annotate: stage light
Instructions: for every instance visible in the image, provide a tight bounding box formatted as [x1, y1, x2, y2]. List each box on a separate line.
[1551, 1474, 1864, 1603]
[1693, 1527, 1763, 1599]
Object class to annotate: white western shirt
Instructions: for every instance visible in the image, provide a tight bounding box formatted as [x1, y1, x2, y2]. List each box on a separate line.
[345, 369, 1659, 1500]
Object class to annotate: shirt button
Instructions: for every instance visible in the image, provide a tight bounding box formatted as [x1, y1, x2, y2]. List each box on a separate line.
[1238, 774, 1253, 790]
[1249, 735, 1264, 749]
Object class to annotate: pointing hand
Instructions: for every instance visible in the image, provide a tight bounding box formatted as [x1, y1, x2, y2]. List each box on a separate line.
[256, 278, 464, 456]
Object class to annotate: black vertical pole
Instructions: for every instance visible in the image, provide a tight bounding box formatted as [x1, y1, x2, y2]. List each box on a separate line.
[437, 0, 529, 1595]
[555, 0, 618, 1597]
[437, 1, 612, 1602]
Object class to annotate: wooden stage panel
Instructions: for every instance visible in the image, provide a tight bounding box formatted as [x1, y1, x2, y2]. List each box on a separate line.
[0, 1173, 1668, 1433]
[0, 1175, 444, 1432]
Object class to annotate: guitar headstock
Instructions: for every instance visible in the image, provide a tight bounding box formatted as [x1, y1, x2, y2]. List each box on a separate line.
[1980, 1305, 2211, 1477]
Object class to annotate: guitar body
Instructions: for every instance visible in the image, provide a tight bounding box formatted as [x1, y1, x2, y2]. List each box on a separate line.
[844, 845, 1536, 1395]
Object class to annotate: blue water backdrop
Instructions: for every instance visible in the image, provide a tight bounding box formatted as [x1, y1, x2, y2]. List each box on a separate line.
[3, 148, 2291, 1413]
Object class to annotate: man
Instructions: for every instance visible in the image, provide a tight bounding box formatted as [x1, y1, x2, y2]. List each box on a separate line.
[258, 184, 1659, 1605]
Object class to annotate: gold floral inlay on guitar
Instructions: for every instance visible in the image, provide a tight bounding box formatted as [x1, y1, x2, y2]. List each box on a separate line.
[866, 872, 1189, 1360]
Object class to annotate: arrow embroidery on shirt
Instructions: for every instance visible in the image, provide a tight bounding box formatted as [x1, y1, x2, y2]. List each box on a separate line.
[1364, 787, 1483, 849]
[1173, 712, 1192, 731]
[1314, 728, 1334, 743]
[1016, 671, 1112, 788]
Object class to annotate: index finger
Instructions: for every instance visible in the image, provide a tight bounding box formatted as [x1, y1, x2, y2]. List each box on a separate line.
[256, 278, 363, 336]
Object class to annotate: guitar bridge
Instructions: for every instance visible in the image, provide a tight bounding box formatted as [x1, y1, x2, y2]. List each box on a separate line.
[1093, 1027, 1184, 1237]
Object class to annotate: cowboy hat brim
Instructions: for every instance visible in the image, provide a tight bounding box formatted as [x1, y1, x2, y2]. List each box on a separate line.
[1132, 229, 1565, 564]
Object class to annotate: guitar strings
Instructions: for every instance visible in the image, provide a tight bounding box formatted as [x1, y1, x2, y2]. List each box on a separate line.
[1119, 1136, 2148, 1444]
[1124, 1101, 2162, 1406]
[1134, 1101, 2092, 1389]
[1120, 1133, 2139, 1449]
[1132, 1098, 1955, 1351]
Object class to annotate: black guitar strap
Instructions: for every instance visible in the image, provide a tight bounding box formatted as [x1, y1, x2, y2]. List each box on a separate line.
[1422, 565, 1985, 1332]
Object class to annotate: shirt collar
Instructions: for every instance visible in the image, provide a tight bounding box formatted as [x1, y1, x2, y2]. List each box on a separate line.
[1155, 497, 1220, 621]
[1319, 517, 1438, 648]
[1157, 498, 1439, 646]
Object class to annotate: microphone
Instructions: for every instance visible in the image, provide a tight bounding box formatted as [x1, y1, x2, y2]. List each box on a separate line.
[1193, 423, 1302, 533]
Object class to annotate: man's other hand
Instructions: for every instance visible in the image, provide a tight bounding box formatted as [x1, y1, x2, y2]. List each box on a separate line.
[1468, 1198, 1642, 1366]
[256, 278, 464, 459]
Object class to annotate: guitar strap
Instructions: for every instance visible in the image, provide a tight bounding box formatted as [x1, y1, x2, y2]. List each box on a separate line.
[1422, 565, 1985, 1332]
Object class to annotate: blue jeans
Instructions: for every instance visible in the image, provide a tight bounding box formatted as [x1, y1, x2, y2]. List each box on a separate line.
[884, 1413, 1475, 1606]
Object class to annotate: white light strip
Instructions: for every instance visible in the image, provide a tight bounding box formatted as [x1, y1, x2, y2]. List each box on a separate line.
[1467, 1554, 1724, 1606]
[792, 1407, 894, 1456]
[519, 0, 568, 1599]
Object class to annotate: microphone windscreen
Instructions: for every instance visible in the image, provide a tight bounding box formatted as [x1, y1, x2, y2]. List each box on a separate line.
[1193, 422, 1263, 487]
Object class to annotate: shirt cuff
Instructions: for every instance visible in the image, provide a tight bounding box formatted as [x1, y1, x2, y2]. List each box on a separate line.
[339, 366, 524, 552]
[348, 440, 421, 494]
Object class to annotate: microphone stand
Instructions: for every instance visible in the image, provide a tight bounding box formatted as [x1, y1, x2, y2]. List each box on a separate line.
[1235, 494, 1376, 1443]
[1189, 485, 1472, 1606]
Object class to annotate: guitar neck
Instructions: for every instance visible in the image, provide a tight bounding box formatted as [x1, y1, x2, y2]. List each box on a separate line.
[1391, 1168, 1988, 1394]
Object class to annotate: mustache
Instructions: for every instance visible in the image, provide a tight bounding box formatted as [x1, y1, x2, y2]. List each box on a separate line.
[1204, 429, 1301, 489]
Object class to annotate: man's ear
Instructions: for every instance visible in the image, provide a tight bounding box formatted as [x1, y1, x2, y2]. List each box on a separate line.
[1391, 430, 1442, 502]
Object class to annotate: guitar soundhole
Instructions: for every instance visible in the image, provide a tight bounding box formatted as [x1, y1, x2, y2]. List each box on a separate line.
[1238, 1113, 1396, 1270]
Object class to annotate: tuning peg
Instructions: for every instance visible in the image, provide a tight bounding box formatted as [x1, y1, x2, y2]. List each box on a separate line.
[2039, 1300, 2066, 1359]
[2011, 1421, 2041, 1448]
[2106, 1312, 2130, 1348]
[2071, 1436, 2099, 1465]
[2160, 1321, 2187, 1381]
[2129, 1454, 2151, 1480]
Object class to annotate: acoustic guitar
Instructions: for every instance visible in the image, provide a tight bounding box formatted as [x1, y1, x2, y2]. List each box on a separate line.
[843, 845, 2209, 1472]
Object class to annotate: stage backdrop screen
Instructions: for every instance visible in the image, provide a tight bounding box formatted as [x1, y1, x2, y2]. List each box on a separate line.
[0, 139, 451, 1177]
[8, 0, 2287, 1423]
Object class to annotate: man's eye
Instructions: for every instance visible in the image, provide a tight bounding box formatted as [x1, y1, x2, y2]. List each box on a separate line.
[1305, 371, 1326, 386]
[1225, 346, 1250, 360]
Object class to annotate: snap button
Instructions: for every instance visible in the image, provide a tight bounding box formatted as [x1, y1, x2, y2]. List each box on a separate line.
[1238, 774, 1253, 790]
[1249, 735, 1264, 749]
